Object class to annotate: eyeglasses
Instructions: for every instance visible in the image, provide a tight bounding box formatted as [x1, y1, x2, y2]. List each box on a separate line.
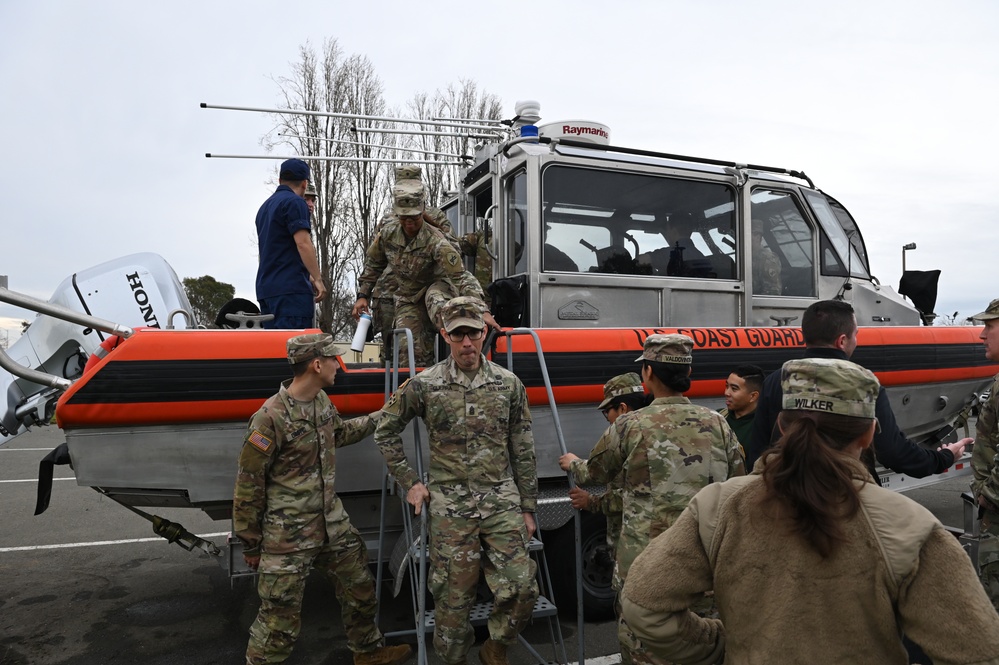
[601, 405, 618, 421]
[446, 329, 485, 342]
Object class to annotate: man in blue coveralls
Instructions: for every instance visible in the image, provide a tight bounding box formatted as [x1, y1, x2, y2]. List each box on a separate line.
[255, 158, 327, 328]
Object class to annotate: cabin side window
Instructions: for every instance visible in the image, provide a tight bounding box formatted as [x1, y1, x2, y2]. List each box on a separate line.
[442, 198, 459, 236]
[505, 171, 528, 275]
[540, 165, 737, 278]
[750, 189, 816, 297]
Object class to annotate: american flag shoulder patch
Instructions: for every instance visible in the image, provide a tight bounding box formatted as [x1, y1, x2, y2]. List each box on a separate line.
[248, 430, 273, 453]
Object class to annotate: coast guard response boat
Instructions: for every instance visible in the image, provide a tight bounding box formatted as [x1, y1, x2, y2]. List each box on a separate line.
[1, 101, 993, 616]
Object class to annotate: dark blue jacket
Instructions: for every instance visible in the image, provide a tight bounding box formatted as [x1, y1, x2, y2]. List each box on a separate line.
[748, 347, 954, 480]
[255, 185, 312, 300]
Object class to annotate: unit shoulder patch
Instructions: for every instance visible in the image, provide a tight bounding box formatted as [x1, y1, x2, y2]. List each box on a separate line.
[384, 378, 413, 411]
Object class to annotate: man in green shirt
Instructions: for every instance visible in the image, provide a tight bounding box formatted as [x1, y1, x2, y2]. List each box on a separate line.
[719, 364, 764, 460]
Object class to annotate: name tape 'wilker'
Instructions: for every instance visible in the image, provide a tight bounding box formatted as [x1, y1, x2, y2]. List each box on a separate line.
[791, 398, 834, 412]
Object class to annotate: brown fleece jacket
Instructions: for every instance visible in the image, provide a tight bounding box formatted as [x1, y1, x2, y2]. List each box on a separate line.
[621, 460, 999, 665]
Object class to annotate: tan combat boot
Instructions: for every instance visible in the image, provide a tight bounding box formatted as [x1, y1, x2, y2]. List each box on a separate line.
[353, 644, 412, 665]
[478, 639, 509, 665]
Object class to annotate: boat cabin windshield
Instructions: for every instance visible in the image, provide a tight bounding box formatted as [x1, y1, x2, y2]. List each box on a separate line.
[539, 165, 738, 279]
[489, 159, 878, 303]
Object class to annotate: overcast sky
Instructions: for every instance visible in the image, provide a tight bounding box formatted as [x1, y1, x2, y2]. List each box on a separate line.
[1, 1, 996, 342]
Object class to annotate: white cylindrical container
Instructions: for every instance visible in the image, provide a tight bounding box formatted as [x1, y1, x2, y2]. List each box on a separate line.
[350, 312, 372, 352]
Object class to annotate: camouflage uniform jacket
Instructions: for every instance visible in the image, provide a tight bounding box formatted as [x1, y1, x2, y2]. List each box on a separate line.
[589, 486, 623, 518]
[375, 355, 538, 517]
[753, 245, 782, 296]
[588, 487, 624, 553]
[233, 381, 376, 556]
[359, 216, 477, 305]
[459, 230, 493, 305]
[569, 396, 745, 587]
[370, 207, 458, 301]
[572, 433, 625, 548]
[972, 373, 999, 510]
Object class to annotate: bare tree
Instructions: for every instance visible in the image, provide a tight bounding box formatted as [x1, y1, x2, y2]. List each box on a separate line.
[934, 311, 964, 326]
[265, 42, 504, 337]
[405, 80, 503, 208]
[264, 39, 395, 337]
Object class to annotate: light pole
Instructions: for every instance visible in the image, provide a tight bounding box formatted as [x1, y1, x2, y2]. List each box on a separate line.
[902, 242, 917, 273]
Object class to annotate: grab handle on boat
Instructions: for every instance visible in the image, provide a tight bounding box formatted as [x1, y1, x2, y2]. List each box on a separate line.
[0, 286, 134, 339]
[0, 345, 71, 390]
[0, 285, 135, 390]
[166, 308, 194, 329]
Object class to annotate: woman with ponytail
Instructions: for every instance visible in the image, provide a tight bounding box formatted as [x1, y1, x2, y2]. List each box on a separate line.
[620, 357, 999, 664]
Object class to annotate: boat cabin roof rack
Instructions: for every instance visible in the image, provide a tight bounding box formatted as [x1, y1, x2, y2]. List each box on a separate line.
[495, 135, 814, 189]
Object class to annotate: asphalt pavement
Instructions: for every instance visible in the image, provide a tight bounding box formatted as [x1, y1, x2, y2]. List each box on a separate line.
[0, 426, 979, 665]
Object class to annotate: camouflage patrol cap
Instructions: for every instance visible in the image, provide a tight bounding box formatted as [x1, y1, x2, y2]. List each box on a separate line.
[972, 298, 999, 322]
[440, 296, 486, 333]
[286, 333, 345, 364]
[781, 357, 879, 419]
[597, 372, 644, 410]
[304, 181, 317, 198]
[393, 179, 425, 216]
[635, 334, 694, 364]
[395, 164, 423, 181]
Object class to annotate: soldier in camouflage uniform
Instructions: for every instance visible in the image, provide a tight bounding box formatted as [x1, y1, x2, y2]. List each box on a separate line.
[751, 219, 782, 296]
[370, 166, 461, 363]
[375, 296, 538, 665]
[304, 181, 317, 217]
[352, 168, 497, 368]
[559, 334, 745, 665]
[458, 225, 493, 308]
[971, 297, 999, 612]
[233, 334, 411, 665]
[568, 372, 649, 556]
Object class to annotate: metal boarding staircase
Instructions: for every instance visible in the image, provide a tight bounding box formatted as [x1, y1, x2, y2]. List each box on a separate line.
[373, 327, 577, 665]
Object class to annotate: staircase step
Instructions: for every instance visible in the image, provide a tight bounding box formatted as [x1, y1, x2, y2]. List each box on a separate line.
[418, 596, 558, 632]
